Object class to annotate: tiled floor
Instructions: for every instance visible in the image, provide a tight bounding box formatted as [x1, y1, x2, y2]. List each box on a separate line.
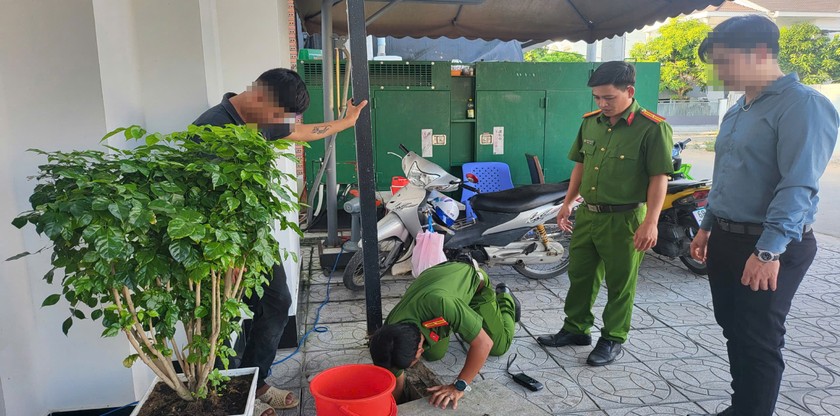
[268, 236, 840, 415]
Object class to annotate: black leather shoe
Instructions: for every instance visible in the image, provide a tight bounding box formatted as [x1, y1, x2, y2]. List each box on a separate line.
[537, 329, 591, 347]
[586, 338, 622, 366]
[688, 406, 734, 416]
[495, 283, 521, 322]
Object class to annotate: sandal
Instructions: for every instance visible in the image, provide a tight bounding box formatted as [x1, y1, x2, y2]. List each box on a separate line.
[253, 400, 275, 416]
[258, 386, 300, 410]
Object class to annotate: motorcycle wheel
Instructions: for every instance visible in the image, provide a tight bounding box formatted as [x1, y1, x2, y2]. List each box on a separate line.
[679, 222, 708, 275]
[342, 238, 404, 291]
[513, 222, 573, 280]
[679, 255, 708, 275]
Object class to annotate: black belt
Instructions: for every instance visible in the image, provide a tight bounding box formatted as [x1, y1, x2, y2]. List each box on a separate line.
[715, 218, 813, 236]
[582, 202, 643, 213]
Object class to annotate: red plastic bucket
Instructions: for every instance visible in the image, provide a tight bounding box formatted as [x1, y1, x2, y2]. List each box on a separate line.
[391, 176, 409, 195]
[310, 364, 397, 416]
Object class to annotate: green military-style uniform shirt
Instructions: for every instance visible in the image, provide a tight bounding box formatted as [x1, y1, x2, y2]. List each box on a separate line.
[568, 100, 674, 205]
[560, 99, 674, 344]
[384, 261, 516, 376]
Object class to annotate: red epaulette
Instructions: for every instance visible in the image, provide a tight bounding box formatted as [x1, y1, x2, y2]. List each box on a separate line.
[639, 109, 666, 124]
[422, 317, 449, 329]
[582, 109, 602, 118]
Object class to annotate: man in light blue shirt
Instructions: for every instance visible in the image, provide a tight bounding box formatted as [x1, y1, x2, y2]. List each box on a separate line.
[689, 15, 839, 416]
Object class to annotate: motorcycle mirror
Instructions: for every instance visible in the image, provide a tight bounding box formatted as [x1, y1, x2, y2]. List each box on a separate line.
[399, 144, 409, 154]
[466, 173, 479, 184]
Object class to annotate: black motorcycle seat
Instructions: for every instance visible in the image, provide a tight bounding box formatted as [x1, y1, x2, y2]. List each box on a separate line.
[668, 179, 708, 193]
[470, 183, 569, 213]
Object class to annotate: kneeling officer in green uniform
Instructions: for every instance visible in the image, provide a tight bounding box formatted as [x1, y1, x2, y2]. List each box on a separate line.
[369, 260, 519, 410]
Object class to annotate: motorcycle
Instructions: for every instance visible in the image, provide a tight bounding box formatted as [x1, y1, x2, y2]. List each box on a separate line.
[652, 138, 712, 275]
[342, 145, 572, 290]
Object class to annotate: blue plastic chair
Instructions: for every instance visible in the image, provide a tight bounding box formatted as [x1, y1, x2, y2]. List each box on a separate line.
[461, 162, 514, 220]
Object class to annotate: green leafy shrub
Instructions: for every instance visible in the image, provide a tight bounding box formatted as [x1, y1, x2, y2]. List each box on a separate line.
[11, 124, 301, 400]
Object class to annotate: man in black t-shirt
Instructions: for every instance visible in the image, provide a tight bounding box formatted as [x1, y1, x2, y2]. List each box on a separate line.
[193, 68, 366, 415]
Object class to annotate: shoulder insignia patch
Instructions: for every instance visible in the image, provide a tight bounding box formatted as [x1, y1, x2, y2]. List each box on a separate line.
[582, 109, 602, 118]
[422, 317, 449, 329]
[640, 109, 666, 124]
[429, 331, 440, 342]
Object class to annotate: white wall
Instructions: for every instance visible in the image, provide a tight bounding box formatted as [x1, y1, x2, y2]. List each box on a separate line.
[0, 1, 298, 414]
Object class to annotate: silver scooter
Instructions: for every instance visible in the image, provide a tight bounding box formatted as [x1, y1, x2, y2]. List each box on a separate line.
[342, 145, 572, 290]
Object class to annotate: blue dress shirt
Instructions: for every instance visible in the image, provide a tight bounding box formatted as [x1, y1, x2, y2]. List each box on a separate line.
[700, 73, 840, 254]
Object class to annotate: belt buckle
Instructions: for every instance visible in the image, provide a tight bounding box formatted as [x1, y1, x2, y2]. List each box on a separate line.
[587, 204, 601, 213]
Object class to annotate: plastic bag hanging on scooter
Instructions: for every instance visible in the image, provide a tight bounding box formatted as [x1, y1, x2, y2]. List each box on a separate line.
[411, 215, 447, 277]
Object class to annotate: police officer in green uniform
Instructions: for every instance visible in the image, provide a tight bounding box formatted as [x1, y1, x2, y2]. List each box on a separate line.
[538, 61, 673, 366]
[369, 261, 519, 410]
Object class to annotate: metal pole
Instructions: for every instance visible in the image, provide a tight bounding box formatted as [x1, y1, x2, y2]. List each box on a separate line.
[322, 0, 340, 246]
[346, 0, 382, 333]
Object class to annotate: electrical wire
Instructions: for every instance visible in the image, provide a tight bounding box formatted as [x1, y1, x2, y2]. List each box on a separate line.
[99, 401, 138, 416]
[267, 246, 341, 371]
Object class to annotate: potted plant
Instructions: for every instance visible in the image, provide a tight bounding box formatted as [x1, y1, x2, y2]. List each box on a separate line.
[10, 124, 302, 415]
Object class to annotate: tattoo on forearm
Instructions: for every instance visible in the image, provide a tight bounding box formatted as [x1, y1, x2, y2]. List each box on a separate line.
[312, 126, 331, 134]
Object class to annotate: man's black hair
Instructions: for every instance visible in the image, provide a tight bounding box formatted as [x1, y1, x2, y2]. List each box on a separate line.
[255, 68, 310, 113]
[698, 15, 780, 63]
[369, 323, 422, 372]
[588, 61, 636, 89]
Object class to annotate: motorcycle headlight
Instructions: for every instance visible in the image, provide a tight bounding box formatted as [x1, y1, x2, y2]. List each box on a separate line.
[406, 161, 440, 186]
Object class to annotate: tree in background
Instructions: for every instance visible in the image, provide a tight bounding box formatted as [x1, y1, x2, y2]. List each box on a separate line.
[630, 18, 711, 100]
[779, 22, 840, 85]
[524, 48, 586, 63]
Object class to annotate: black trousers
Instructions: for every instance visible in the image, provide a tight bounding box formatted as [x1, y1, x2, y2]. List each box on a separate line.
[239, 264, 292, 389]
[706, 224, 817, 416]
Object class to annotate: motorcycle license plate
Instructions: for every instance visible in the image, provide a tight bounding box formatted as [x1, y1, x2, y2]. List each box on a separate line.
[692, 208, 706, 226]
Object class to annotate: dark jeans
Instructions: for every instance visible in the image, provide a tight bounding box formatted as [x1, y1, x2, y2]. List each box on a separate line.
[239, 264, 292, 389]
[706, 224, 817, 416]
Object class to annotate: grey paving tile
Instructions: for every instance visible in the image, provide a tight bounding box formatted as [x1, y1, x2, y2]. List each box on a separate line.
[304, 297, 399, 325]
[639, 266, 704, 285]
[796, 276, 840, 296]
[421, 343, 466, 379]
[624, 327, 709, 361]
[303, 321, 368, 352]
[301, 348, 370, 378]
[805, 257, 840, 275]
[779, 353, 838, 391]
[678, 325, 728, 357]
[519, 307, 569, 337]
[818, 291, 840, 309]
[491, 269, 559, 292]
[656, 281, 714, 306]
[784, 388, 840, 416]
[481, 336, 556, 373]
[633, 281, 689, 304]
[784, 318, 840, 349]
[307, 279, 412, 302]
[275, 385, 305, 416]
[265, 348, 304, 389]
[480, 370, 601, 414]
[593, 305, 667, 330]
[566, 362, 689, 409]
[640, 301, 715, 327]
[517, 288, 564, 311]
[793, 346, 840, 376]
[604, 402, 705, 416]
[788, 294, 840, 319]
[644, 357, 732, 401]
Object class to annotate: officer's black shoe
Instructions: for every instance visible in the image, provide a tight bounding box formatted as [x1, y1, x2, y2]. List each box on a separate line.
[586, 338, 622, 366]
[537, 329, 592, 347]
[687, 406, 734, 416]
[495, 283, 521, 322]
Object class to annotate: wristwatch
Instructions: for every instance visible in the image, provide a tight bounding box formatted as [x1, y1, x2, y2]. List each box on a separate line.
[453, 378, 472, 392]
[754, 249, 781, 263]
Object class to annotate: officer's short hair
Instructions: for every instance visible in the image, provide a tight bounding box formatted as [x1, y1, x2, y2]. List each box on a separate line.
[369, 323, 422, 372]
[588, 61, 635, 90]
[255, 68, 310, 113]
[698, 15, 780, 63]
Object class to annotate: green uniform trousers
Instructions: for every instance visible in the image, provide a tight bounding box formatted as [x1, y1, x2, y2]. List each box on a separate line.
[562, 206, 646, 343]
[424, 276, 517, 361]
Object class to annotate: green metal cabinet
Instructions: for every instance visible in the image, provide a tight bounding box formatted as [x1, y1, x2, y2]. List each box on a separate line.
[298, 60, 660, 191]
[372, 90, 451, 189]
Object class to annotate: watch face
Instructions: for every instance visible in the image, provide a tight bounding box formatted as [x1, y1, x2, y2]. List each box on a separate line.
[759, 251, 774, 262]
[454, 379, 467, 391]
